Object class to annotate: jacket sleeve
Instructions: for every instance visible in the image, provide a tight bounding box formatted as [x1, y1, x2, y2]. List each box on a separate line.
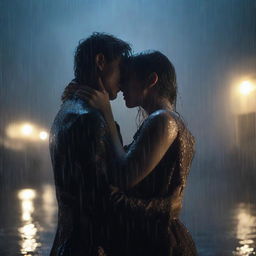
[110, 186, 182, 222]
[68, 112, 110, 213]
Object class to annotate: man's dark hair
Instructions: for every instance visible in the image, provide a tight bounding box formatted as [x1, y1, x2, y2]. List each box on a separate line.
[74, 32, 131, 86]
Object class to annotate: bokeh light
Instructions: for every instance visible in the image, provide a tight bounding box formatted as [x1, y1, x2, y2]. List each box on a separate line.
[5, 122, 48, 144]
[39, 131, 48, 141]
[18, 188, 40, 254]
[239, 81, 255, 95]
[21, 124, 34, 136]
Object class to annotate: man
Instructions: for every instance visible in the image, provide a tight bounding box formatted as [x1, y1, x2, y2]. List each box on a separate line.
[50, 33, 182, 256]
[50, 32, 131, 255]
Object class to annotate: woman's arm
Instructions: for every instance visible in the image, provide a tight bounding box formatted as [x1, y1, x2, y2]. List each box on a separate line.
[103, 106, 178, 190]
[74, 84, 178, 190]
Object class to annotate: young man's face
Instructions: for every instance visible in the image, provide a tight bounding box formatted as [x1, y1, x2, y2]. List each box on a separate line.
[101, 57, 122, 100]
[121, 72, 145, 108]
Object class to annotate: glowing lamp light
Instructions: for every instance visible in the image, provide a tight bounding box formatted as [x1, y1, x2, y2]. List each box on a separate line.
[239, 81, 255, 95]
[18, 189, 36, 200]
[39, 131, 48, 141]
[6, 122, 48, 144]
[21, 124, 33, 136]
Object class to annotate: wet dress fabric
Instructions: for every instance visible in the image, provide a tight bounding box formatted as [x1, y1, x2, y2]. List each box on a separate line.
[50, 98, 197, 256]
[105, 112, 197, 256]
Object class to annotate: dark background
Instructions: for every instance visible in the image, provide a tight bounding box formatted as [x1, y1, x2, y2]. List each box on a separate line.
[0, 1, 256, 255]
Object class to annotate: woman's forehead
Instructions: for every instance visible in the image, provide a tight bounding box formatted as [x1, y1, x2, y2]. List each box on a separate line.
[122, 68, 137, 80]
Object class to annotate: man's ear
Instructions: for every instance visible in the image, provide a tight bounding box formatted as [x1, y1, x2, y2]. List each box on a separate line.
[147, 72, 158, 88]
[95, 53, 106, 71]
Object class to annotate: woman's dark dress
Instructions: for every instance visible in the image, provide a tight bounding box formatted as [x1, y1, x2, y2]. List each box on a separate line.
[106, 112, 197, 256]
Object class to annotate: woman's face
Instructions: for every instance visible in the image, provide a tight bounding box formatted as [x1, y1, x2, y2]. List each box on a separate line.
[121, 72, 145, 108]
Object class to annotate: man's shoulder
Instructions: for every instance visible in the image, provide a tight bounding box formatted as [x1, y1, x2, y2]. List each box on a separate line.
[52, 99, 105, 132]
[76, 110, 105, 130]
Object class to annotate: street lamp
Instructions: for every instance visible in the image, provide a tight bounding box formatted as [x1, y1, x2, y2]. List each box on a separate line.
[21, 124, 34, 136]
[239, 81, 255, 96]
[39, 131, 48, 141]
[5, 122, 49, 145]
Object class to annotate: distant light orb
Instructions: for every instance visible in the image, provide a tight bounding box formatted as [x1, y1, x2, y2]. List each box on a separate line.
[21, 124, 33, 136]
[18, 189, 36, 200]
[239, 81, 255, 95]
[39, 131, 48, 141]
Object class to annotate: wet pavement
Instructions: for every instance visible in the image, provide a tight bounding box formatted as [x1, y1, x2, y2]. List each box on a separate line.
[0, 176, 255, 256]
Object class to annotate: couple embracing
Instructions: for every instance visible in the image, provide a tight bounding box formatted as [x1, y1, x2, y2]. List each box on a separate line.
[50, 32, 197, 256]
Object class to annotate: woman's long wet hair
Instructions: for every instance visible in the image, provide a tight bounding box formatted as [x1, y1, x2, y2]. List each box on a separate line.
[123, 51, 178, 126]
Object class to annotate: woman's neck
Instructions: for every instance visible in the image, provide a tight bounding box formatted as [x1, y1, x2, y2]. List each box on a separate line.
[141, 97, 174, 115]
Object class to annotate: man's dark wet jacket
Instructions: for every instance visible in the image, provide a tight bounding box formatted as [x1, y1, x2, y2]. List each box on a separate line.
[49, 98, 115, 255]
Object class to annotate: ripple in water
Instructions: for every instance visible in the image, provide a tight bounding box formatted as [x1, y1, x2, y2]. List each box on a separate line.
[233, 203, 256, 256]
[18, 188, 41, 255]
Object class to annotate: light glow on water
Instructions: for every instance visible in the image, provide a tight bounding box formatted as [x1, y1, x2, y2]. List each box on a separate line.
[18, 189, 36, 201]
[42, 184, 57, 226]
[21, 200, 34, 221]
[18, 188, 41, 255]
[233, 203, 256, 255]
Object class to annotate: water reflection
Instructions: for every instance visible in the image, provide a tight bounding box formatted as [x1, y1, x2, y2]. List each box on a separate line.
[41, 184, 57, 227]
[18, 188, 41, 255]
[233, 203, 256, 255]
[0, 183, 254, 255]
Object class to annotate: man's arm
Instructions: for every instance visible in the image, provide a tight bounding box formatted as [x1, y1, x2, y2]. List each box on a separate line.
[68, 111, 110, 212]
[110, 185, 182, 222]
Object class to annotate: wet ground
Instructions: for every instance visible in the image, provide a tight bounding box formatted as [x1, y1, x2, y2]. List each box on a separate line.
[0, 171, 255, 256]
[0, 184, 56, 256]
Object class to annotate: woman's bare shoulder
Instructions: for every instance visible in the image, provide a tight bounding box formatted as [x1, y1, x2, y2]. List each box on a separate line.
[137, 110, 178, 140]
[146, 110, 178, 127]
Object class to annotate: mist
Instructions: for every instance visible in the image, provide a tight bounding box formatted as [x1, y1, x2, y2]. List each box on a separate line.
[0, 0, 256, 255]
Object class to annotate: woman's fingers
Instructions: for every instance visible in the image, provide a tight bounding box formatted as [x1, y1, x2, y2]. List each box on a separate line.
[72, 84, 109, 111]
[75, 84, 106, 97]
[76, 88, 97, 98]
[75, 91, 95, 102]
[98, 77, 106, 92]
[79, 86, 96, 94]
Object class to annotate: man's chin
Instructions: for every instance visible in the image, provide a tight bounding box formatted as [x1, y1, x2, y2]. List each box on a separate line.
[109, 94, 117, 101]
[125, 101, 134, 108]
[109, 91, 119, 101]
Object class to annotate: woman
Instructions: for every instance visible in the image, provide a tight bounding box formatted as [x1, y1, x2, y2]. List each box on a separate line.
[74, 51, 197, 255]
